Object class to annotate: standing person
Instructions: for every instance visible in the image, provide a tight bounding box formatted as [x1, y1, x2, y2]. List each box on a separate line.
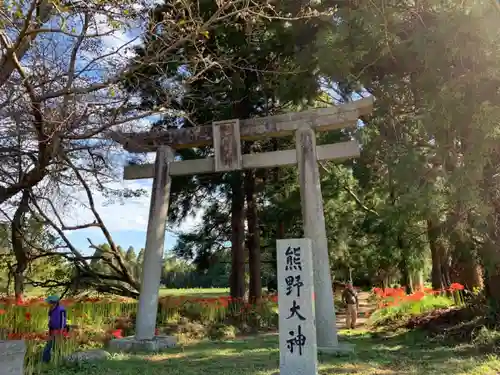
[341, 283, 359, 329]
[42, 295, 67, 363]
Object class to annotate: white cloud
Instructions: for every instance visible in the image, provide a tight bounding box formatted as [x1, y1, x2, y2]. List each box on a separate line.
[63, 180, 202, 233]
[64, 180, 151, 232]
[89, 6, 147, 55]
[59, 156, 203, 234]
[98, 20, 140, 56]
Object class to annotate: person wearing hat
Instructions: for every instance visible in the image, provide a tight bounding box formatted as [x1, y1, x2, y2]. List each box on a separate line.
[341, 282, 359, 329]
[42, 295, 67, 363]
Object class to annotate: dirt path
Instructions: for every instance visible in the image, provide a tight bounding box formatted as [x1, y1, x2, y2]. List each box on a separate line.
[236, 292, 375, 342]
[335, 291, 375, 330]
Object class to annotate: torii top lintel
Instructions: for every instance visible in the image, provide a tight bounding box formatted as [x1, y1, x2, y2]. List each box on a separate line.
[109, 97, 373, 153]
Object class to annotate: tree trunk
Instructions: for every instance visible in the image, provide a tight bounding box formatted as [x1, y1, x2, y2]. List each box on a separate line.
[399, 258, 411, 294]
[6, 268, 12, 295]
[244, 169, 261, 302]
[278, 222, 285, 239]
[408, 272, 414, 292]
[230, 172, 246, 300]
[427, 219, 446, 290]
[481, 239, 500, 310]
[441, 251, 451, 288]
[398, 236, 412, 294]
[274, 222, 284, 273]
[11, 190, 30, 303]
[450, 237, 483, 290]
[412, 270, 424, 291]
[478, 208, 500, 308]
[0, 1, 54, 90]
[478, 163, 500, 309]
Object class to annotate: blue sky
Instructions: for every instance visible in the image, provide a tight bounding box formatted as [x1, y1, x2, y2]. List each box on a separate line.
[66, 228, 178, 255]
[62, 173, 203, 256]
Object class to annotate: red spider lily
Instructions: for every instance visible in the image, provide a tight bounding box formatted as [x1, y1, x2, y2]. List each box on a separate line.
[406, 291, 425, 302]
[84, 297, 101, 303]
[52, 329, 71, 338]
[238, 303, 253, 314]
[372, 286, 435, 310]
[25, 312, 31, 321]
[7, 331, 69, 341]
[8, 332, 21, 340]
[111, 329, 123, 339]
[450, 282, 464, 291]
[392, 288, 406, 298]
[26, 333, 43, 340]
[6, 331, 52, 341]
[0, 309, 6, 315]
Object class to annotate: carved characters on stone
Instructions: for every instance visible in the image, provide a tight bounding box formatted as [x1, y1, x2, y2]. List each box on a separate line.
[277, 238, 318, 375]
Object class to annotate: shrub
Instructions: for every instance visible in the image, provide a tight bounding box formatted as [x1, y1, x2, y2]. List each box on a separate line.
[163, 319, 208, 340]
[207, 323, 237, 341]
[369, 295, 454, 327]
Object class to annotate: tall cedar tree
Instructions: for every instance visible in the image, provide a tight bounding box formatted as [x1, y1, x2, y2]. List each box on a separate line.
[132, 0, 334, 299]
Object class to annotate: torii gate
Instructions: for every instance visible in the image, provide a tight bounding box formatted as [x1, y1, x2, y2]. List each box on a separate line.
[110, 97, 373, 351]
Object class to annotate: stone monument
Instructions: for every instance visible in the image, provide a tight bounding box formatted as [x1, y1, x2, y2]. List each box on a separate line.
[277, 238, 317, 375]
[0, 340, 25, 375]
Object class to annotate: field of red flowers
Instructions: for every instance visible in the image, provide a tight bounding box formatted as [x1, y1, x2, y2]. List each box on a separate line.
[0, 293, 279, 373]
[372, 282, 465, 308]
[368, 283, 465, 327]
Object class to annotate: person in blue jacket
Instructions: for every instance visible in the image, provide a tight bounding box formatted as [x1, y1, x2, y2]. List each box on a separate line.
[42, 295, 67, 363]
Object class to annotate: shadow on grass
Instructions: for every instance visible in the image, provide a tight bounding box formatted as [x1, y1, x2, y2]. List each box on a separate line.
[43, 331, 500, 375]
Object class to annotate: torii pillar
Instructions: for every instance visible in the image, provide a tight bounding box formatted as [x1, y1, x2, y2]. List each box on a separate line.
[135, 146, 173, 340]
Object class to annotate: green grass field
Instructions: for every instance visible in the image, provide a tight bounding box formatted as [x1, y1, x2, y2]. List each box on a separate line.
[158, 288, 229, 297]
[21, 285, 333, 302]
[21, 287, 230, 299]
[46, 330, 500, 375]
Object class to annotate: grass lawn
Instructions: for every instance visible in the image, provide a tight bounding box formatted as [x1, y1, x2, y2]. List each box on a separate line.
[158, 288, 229, 297]
[46, 330, 500, 375]
[19, 287, 229, 298]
